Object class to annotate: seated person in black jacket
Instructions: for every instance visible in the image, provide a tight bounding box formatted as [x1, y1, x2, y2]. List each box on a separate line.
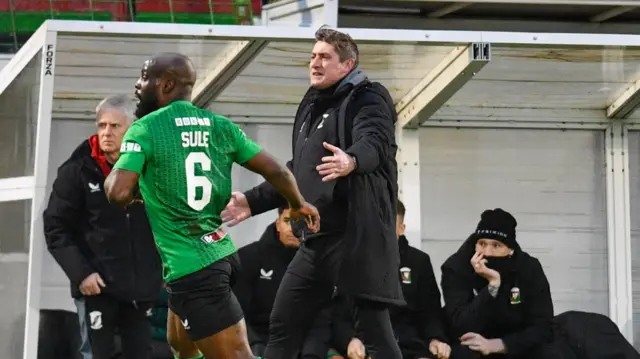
[233, 207, 331, 358]
[328, 200, 451, 359]
[440, 208, 557, 359]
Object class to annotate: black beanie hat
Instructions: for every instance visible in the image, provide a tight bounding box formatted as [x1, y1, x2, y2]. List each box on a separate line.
[475, 208, 517, 248]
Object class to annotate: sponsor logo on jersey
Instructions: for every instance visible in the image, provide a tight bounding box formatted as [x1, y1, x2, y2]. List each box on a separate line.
[200, 227, 227, 244]
[120, 141, 141, 153]
[174, 117, 211, 127]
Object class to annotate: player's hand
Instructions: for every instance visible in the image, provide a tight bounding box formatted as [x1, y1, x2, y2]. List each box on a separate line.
[79, 272, 106, 296]
[316, 142, 356, 182]
[221, 192, 252, 227]
[289, 202, 320, 233]
[429, 339, 451, 359]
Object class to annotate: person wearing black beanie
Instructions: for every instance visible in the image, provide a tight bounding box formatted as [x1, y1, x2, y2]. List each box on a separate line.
[439, 208, 561, 359]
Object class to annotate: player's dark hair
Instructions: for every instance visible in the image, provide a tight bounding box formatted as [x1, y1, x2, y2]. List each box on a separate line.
[277, 206, 287, 215]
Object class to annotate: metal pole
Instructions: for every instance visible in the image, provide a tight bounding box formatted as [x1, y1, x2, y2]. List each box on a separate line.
[207, 0, 215, 24]
[8, 0, 19, 52]
[89, 0, 95, 20]
[128, 0, 136, 21]
[168, 0, 175, 23]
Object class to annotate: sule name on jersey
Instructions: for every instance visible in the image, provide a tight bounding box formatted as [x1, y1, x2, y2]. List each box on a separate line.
[175, 117, 211, 148]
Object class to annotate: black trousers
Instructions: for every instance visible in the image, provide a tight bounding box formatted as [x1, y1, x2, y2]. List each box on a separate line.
[84, 294, 152, 359]
[264, 235, 402, 359]
[38, 309, 82, 359]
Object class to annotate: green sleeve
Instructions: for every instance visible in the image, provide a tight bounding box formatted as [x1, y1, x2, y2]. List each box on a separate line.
[113, 121, 152, 174]
[230, 121, 261, 164]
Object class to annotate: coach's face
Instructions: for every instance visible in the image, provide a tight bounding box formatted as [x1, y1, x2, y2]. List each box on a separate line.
[134, 60, 160, 118]
[96, 110, 130, 160]
[309, 41, 353, 89]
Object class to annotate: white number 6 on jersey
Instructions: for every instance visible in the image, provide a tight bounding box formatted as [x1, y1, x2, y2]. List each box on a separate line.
[185, 152, 212, 211]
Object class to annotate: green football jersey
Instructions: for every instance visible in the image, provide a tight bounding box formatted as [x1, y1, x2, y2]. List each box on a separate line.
[114, 101, 261, 282]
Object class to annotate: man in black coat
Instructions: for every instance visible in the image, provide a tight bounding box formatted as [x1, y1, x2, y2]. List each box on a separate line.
[222, 28, 403, 358]
[43, 94, 163, 359]
[328, 200, 451, 359]
[440, 208, 557, 359]
[233, 207, 332, 358]
[392, 200, 450, 359]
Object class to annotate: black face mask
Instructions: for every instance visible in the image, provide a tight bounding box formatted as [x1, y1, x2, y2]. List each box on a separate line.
[484, 255, 513, 274]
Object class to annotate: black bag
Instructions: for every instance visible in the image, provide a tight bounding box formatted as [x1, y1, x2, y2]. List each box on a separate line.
[554, 310, 640, 359]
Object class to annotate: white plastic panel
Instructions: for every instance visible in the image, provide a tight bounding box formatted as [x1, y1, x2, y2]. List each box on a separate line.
[0, 199, 31, 359]
[0, 50, 40, 179]
[626, 130, 640, 346]
[420, 128, 608, 315]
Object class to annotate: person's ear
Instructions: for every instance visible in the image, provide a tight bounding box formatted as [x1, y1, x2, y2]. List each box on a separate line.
[162, 78, 175, 94]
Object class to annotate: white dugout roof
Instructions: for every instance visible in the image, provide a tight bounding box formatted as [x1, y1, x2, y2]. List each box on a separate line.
[1, 19, 640, 359]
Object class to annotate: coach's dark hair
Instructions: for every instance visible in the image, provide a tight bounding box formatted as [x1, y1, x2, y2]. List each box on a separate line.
[397, 199, 406, 218]
[315, 27, 359, 67]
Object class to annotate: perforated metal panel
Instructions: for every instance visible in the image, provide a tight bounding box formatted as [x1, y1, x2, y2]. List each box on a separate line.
[420, 127, 608, 315]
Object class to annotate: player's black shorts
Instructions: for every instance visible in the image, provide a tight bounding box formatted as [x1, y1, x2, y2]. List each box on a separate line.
[166, 253, 244, 341]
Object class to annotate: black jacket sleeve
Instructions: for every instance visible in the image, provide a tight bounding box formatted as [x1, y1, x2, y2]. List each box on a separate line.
[441, 265, 497, 337]
[42, 163, 95, 285]
[232, 243, 261, 343]
[345, 92, 395, 174]
[330, 296, 356, 355]
[500, 259, 554, 356]
[243, 160, 292, 216]
[418, 255, 448, 343]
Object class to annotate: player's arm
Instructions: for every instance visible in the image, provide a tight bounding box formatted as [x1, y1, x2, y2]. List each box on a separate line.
[105, 169, 139, 206]
[242, 151, 304, 210]
[243, 160, 292, 216]
[230, 123, 304, 210]
[230, 122, 319, 231]
[105, 122, 149, 206]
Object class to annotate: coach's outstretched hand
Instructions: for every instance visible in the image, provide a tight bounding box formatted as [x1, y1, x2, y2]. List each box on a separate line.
[289, 202, 321, 233]
[221, 192, 252, 227]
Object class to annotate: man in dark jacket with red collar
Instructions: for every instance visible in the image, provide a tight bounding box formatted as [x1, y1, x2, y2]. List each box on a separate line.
[222, 28, 403, 358]
[440, 208, 556, 359]
[43, 94, 162, 359]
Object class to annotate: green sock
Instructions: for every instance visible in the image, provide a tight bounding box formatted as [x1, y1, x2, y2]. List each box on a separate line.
[174, 354, 204, 359]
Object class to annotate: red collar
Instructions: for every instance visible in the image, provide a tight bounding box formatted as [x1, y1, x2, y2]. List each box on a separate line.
[88, 135, 112, 177]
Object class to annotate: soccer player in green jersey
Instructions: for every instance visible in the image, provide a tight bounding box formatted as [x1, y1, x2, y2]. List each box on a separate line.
[104, 52, 320, 359]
